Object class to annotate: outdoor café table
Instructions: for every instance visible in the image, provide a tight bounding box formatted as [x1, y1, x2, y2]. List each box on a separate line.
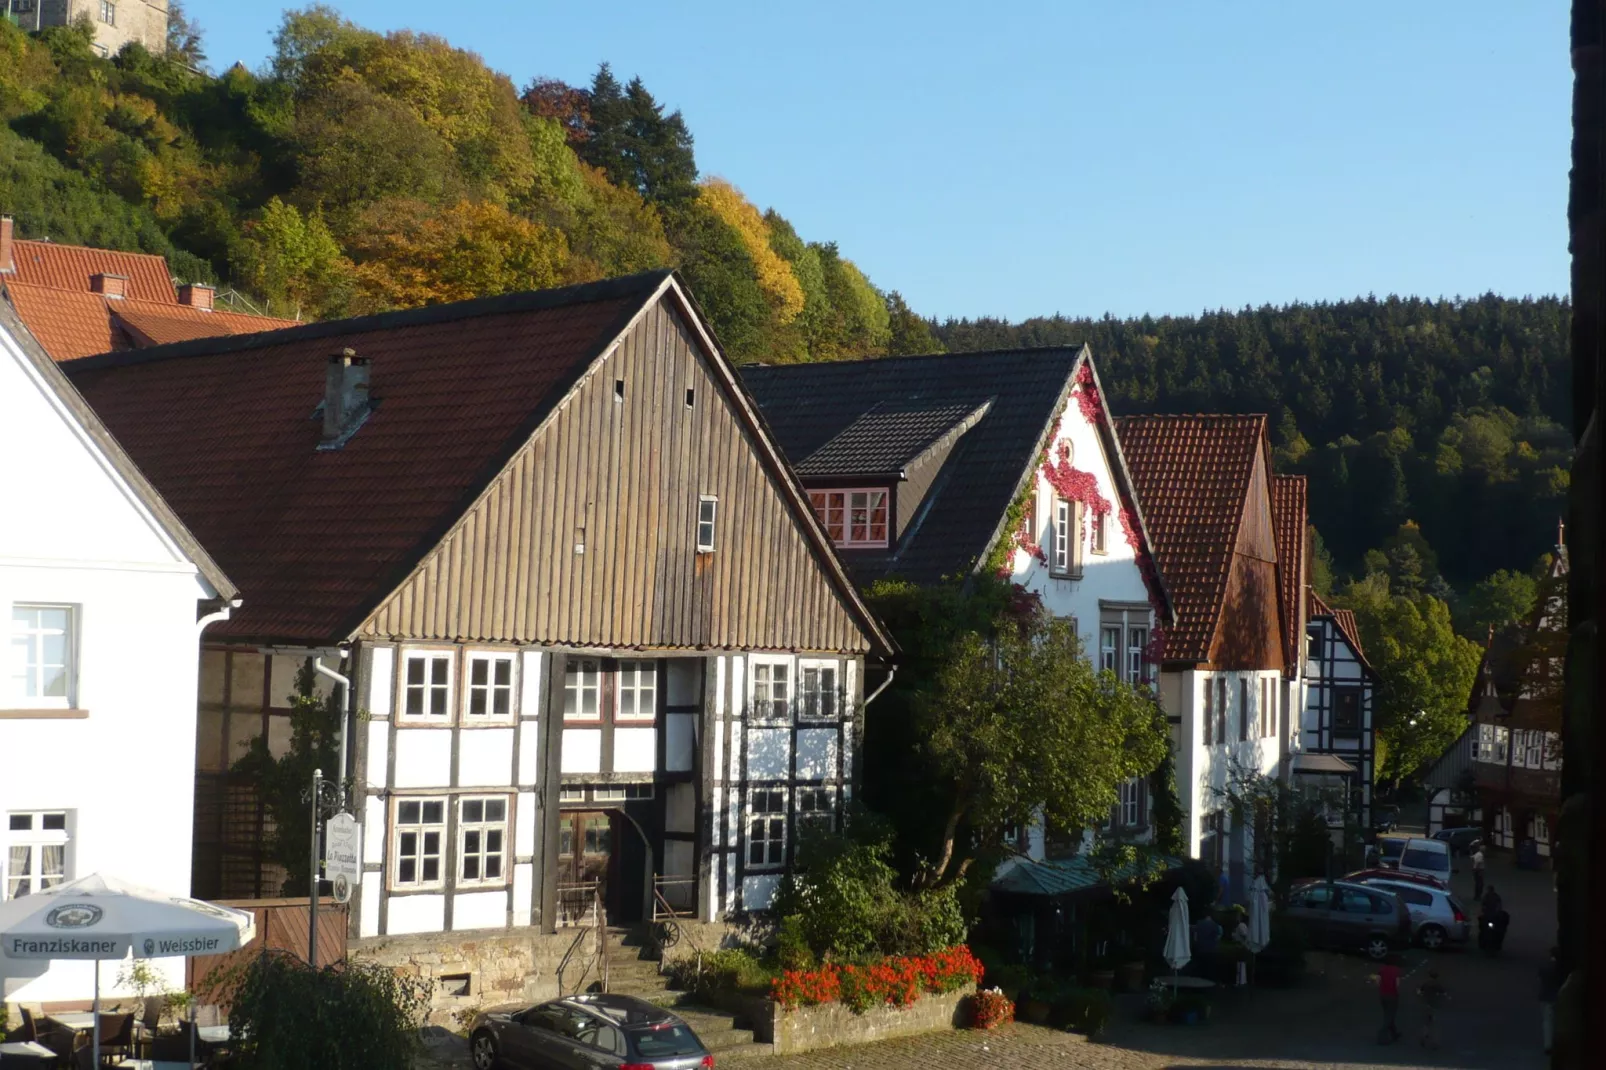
[0, 1040, 56, 1067]
[195, 1025, 231, 1045]
[43, 1012, 96, 1032]
[1164, 976, 1218, 992]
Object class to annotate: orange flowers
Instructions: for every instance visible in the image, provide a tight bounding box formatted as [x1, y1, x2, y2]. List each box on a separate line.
[769, 945, 983, 1013]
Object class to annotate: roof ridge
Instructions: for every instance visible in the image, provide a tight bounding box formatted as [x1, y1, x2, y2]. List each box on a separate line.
[13, 236, 170, 263]
[744, 343, 1087, 371]
[63, 270, 676, 371]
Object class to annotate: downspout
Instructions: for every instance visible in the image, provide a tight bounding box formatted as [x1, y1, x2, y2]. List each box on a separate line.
[862, 665, 897, 708]
[313, 651, 353, 809]
[196, 598, 240, 635]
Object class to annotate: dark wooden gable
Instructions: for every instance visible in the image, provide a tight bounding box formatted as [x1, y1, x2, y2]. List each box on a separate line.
[361, 290, 877, 654]
[1208, 446, 1285, 671]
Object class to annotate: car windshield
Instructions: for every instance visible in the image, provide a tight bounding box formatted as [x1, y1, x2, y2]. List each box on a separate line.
[1379, 840, 1405, 858]
[1402, 847, 1449, 872]
[630, 1022, 703, 1059]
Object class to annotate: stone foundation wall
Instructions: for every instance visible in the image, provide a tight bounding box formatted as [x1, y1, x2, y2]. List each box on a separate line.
[350, 927, 598, 1027]
[767, 989, 972, 1055]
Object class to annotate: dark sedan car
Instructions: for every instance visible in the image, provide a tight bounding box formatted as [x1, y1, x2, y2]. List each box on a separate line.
[470, 993, 714, 1070]
[1432, 826, 1484, 856]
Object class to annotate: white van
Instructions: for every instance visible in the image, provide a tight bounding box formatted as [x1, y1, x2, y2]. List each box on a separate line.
[1396, 837, 1453, 883]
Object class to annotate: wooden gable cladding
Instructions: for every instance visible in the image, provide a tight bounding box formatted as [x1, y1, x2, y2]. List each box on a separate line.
[360, 295, 874, 653]
[1207, 447, 1285, 672]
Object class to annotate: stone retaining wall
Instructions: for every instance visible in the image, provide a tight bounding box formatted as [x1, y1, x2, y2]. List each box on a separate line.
[765, 988, 972, 1055]
[350, 927, 595, 1026]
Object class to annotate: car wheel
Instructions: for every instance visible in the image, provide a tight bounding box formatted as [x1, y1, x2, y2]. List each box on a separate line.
[1419, 925, 1447, 951]
[1366, 935, 1392, 960]
[471, 1031, 500, 1070]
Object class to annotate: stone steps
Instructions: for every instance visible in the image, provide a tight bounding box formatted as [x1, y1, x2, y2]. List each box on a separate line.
[666, 1003, 765, 1056]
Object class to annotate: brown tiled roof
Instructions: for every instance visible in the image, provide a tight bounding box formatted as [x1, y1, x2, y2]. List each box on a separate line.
[66, 276, 660, 643]
[1114, 414, 1267, 663]
[3, 282, 299, 361]
[6, 238, 177, 303]
[1271, 474, 1307, 672]
[1307, 590, 1371, 670]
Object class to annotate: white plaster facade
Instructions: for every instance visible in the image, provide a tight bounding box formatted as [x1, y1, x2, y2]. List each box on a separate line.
[0, 314, 232, 1006]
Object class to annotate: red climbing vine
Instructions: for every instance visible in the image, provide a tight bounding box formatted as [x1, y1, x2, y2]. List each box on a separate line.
[1074, 362, 1104, 426]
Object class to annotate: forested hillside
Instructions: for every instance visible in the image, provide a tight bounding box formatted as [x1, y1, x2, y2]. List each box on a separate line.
[937, 297, 1571, 611]
[0, 6, 938, 362]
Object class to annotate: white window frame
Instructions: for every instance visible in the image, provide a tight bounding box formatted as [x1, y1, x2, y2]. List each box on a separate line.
[1091, 509, 1109, 554]
[696, 496, 718, 553]
[1118, 778, 1142, 827]
[746, 788, 787, 871]
[100, 0, 115, 25]
[1476, 723, 1494, 763]
[807, 488, 890, 549]
[4, 811, 71, 900]
[463, 652, 517, 722]
[1127, 627, 1149, 686]
[797, 660, 839, 721]
[1523, 730, 1543, 770]
[9, 604, 76, 709]
[1050, 497, 1076, 576]
[614, 659, 658, 723]
[796, 786, 836, 836]
[1099, 626, 1119, 673]
[1494, 726, 1510, 763]
[390, 797, 447, 890]
[456, 795, 510, 888]
[563, 657, 602, 723]
[399, 650, 453, 723]
[750, 658, 792, 722]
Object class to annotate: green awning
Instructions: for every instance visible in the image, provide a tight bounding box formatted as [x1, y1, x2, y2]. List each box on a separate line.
[990, 853, 1184, 898]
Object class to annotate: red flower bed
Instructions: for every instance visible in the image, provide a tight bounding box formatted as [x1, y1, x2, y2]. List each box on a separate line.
[770, 945, 983, 1013]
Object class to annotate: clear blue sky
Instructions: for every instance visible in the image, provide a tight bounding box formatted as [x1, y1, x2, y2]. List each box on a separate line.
[190, 1, 1570, 322]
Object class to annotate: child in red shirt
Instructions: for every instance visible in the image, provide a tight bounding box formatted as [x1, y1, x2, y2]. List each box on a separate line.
[1374, 956, 1403, 1043]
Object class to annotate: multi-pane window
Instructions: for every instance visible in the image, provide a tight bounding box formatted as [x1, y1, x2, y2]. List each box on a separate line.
[747, 790, 786, 869]
[1100, 627, 1120, 673]
[563, 658, 600, 721]
[616, 660, 657, 721]
[465, 654, 515, 719]
[807, 489, 889, 548]
[402, 652, 451, 719]
[1117, 778, 1143, 827]
[1493, 726, 1510, 763]
[10, 605, 73, 707]
[752, 661, 790, 721]
[1050, 498, 1074, 576]
[458, 797, 507, 886]
[799, 662, 837, 719]
[1523, 730, 1544, 770]
[797, 787, 835, 835]
[1127, 628, 1149, 685]
[100, 0, 115, 25]
[4, 812, 69, 900]
[1475, 724, 1495, 763]
[696, 496, 718, 553]
[393, 799, 445, 888]
[1333, 687, 1361, 733]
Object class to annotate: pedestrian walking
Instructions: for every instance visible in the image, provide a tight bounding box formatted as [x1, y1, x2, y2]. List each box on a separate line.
[1418, 969, 1449, 1049]
[1539, 947, 1564, 1054]
[1471, 845, 1486, 899]
[1372, 954, 1403, 1044]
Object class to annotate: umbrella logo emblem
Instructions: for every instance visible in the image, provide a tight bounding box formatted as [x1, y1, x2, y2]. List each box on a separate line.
[45, 904, 103, 929]
[144, 939, 156, 956]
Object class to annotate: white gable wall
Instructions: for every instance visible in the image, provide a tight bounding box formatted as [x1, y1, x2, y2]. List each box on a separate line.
[1, 324, 216, 1004]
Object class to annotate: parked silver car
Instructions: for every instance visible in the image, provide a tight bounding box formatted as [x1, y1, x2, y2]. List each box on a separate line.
[469, 993, 714, 1070]
[1356, 877, 1472, 951]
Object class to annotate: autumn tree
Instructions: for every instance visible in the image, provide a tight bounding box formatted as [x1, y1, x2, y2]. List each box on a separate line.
[231, 196, 353, 318]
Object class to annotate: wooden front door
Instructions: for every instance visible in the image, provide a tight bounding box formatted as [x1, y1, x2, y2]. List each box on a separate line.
[557, 811, 614, 923]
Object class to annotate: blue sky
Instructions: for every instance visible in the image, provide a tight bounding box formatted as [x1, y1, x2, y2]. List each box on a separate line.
[190, 1, 1569, 322]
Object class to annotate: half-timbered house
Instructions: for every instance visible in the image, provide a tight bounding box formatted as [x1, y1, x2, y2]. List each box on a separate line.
[1115, 415, 1302, 901]
[1298, 591, 1377, 827]
[63, 273, 892, 969]
[742, 347, 1173, 853]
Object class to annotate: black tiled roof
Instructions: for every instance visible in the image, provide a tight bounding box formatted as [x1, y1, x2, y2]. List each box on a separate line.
[741, 348, 1084, 584]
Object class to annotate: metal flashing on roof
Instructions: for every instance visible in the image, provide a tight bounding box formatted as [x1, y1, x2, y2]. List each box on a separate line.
[1292, 753, 1357, 775]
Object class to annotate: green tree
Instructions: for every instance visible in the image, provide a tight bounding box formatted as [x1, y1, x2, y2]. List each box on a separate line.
[231, 196, 353, 318]
[1458, 568, 1539, 639]
[165, 0, 207, 68]
[885, 291, 943, 356]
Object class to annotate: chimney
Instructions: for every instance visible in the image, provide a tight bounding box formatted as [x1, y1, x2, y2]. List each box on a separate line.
[319, 348, 373, 449]
[0, 217, 12, 274]
[178, 283, 215, 311]
[91, 273, 128, 299]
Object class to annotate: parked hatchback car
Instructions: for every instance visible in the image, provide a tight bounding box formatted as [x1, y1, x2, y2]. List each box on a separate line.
[1355, 877, 1472, 950]
[1432, 826, 1484, 856]
[1343, 868, 1449, 892]
[469, 993, 714, 1070]
[1283, 879, 1414, 959]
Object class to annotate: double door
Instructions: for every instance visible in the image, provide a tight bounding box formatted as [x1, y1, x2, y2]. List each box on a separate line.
[557, 811, 613, 925]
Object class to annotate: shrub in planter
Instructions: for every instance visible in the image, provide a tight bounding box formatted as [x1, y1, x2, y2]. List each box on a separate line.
[670, 948, 773, 1002]
[1144, 979, 1175, 1022]
[970, 988, 1014, 1030]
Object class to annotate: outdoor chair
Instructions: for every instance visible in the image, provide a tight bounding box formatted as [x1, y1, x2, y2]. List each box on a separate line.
[95, 1014, 133, 1066]
[16, 1008, 38, 1044]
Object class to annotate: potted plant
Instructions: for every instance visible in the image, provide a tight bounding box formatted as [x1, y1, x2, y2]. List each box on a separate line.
[970, 988, 1015, 1030]
[1143, 979, 1174, 1023]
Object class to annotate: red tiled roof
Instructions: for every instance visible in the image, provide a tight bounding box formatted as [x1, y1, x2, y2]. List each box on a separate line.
[1308, 589, 1370, 669]
[3, 282, 299, 360]
[7, 238, 177, 303]
[1271, 474, 1307, 672]
[1114, 414, 1268, 664]
[65, 276, 661, 644]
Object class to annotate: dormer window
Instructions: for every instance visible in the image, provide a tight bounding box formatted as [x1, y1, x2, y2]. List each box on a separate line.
[808, 489, 888, 549]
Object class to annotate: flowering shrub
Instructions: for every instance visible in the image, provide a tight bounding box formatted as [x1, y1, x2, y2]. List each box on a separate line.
[769, 945, 982, 1014]
[970, 987, 1015, 1030]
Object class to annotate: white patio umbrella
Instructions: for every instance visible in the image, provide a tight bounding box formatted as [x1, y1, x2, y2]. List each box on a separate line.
[0, 873, 254, 1067]
[1246, 875, 1272, 953]
[1163, 885, 1192, 988]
